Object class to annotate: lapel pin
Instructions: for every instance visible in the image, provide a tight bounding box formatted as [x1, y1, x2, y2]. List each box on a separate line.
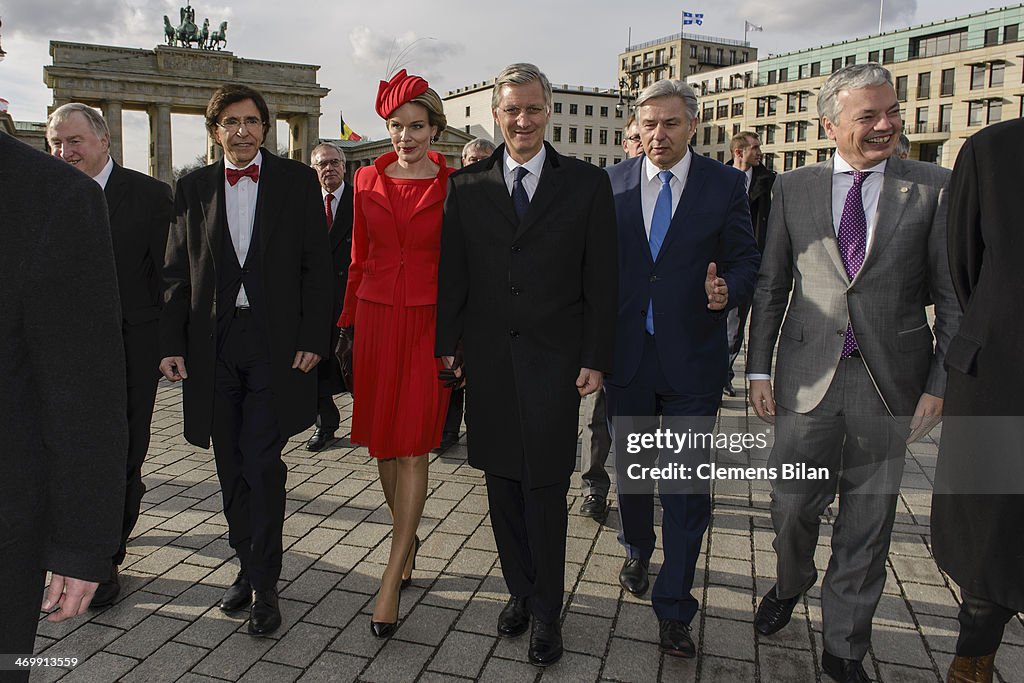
[899, 186, 909, 193]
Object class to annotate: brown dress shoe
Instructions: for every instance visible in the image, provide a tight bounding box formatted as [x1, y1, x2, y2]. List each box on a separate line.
[947, 653, 996, 683]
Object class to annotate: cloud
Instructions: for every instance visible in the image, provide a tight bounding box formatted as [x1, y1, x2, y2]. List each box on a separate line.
[348, 26, 462, 81]
[738, 0, 916, 33]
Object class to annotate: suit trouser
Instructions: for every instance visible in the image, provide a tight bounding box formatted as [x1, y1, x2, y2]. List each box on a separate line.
[606, 333, 718, 624]
[956, 589, 1018, 656]
[442, 386, 465, 435]
[0, 515, 43, 683]
[117, 321, 161, 566]
[486, 472, 569, 624]
[579, 388, 612, 498]
[770, 355, 907, 661]
[315, 393, 340, 431]
[211, 314, 287, 592]
[725, 303, 750, 384]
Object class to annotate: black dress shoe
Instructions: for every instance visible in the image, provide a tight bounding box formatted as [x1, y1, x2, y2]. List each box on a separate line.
[754, 584, 800, 636]
[497, 595, 530, 637]
[90, 568, 121, 608]
[619, 557, 650, 596]
[219, 571, 253, 612]
[248, 588, 281, 636]
[821, 650, 872, 683]
[434, 430, 459, 453]
[579, 494, 608, 519]
[528, 619, 563, 667]
[658, 619, 696, 658]
[306, 427, 336, 452]
[723, 382, 737, 398]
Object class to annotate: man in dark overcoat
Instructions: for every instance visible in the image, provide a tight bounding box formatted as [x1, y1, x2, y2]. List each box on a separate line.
[436, 63, 617, 668]
[160, 84, 332, 636]
[932, 117, 1024, 682]
[0, 133, 128, 673]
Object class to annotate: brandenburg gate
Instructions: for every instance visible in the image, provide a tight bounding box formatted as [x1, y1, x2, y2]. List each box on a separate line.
[44, 41, 329, 185]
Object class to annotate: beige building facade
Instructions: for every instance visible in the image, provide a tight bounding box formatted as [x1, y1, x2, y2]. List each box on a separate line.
[685, 4, 1024, 170]
[617, 31, 758, 97]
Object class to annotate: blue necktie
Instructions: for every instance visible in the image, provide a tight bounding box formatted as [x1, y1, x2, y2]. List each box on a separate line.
[646, 170, 674, 334]
[512, 166, 530, 222]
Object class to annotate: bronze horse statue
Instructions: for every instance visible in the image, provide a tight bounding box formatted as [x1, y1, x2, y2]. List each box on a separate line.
[208, 21, 228, 50]
[162, 11, 201, 48]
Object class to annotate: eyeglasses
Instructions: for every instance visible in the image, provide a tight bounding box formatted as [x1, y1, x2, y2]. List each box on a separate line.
[217, 117, 263, 132]
[312, 159, 342, 170]
[499, 105, 548, 118]
[625, 135, 642, 143]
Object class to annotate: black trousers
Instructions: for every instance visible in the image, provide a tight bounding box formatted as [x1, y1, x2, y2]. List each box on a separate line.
[211, 313, 286, 592]
[485, 472, 569, 624]
[957, 589, 1019, 656]
[0, 514, 43, 683]
[117, 321, 161, 565]
[442, 386, 465, 435]
[315, 394, 340, 431]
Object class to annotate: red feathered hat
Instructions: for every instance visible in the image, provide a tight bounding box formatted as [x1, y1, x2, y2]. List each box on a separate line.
[375, 69, 430, 120]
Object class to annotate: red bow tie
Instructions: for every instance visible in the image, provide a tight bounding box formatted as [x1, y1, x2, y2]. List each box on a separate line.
[226, 164, 260, 186]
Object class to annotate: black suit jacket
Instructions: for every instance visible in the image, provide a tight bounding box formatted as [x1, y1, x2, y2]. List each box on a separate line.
[105, 162, 173, 387]
[320, 181, 354, 395]
[161, 149, 333, 447]
[436, 142, 618, 487]
[0, 133, 128, 582]
[725, 160, 775, 252]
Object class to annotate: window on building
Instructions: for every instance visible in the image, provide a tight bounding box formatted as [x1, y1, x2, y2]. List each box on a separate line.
[703, 46, 711, 62]
[917, 72, 931, 99]
[716, 151, 725, 162]
[910, 28, 967, 59]
[971, 64, 986, 89]
[717, 48, 724, 64]
[915, 107, 928, 134]
[1006, 24, 1020, 43]
[968, 101, 984, 126]
[797, 121, 808, 142]
[742, 51, 750, 63]
[599, 129, 608, 145]
[796, 150, 807, 168]
[845, 54, 856, 66]
[614, 130, 623, 145]
[733, 123, 741, 135]
[784, 151, 794, 171]
[896, 75, 908, 101]
[811, 61, 821, 77]
[584, 128, 593, 144]
[985, 27, 999, 46]
[670, 65, 677, 78]
[584, 155, 592, 163]
[714, 77, 723, 92]
[989, 99, 1003, 124]
[767, 70, 777, 85]
[616, 108, 623, 118]
[730, 50, 737, 65]
[882, 47, 895, 64]
[990, 63, 1005, 87]
[568, 127, 577, 143]
[799, 92, 809, 112]
[690, 45, 698, 58]
[465, 106, 471, 116]
[553, 126, 562, 142]
[732, 97, 744, 116]
[940, 68, 955, 96]
[599, 156, 607, 168]
[799, 63, 809, 79]
[764, 153, 775, 171]
[569, 103, 578, 115]
[832, 57, 843, 73]
[868, 50, 879, 63]
[717, 99, 729, 118]
[817, 148, 830, 162]
[765, 126, 775, 144]
[939, 103, 952, 132]
[756, 98, 766, 117]
[786, 93, 797, 114]
[785, 122, 796, 143]
[779, 67, 789, 83]
[818, 120, 828, 139]
[717, 126, 726, 144]
[554, 102, 562, 113]
[614, 156, 622, 164]
[464, 125, 470, 134]
[703, 127, 712, 146]
[585, 105, 593, 116]
[600, 106, 608, 117]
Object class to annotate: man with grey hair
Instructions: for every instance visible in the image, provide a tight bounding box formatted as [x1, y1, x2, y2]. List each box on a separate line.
[605, 79, 760, 658]
[438, 62, 617, 667]
[893, 133, 911, 159]
[306, 141, 354, 451]
[461, 137, 496, 167]
[47, 102, 173, 608]
[747, 63, 959, 682]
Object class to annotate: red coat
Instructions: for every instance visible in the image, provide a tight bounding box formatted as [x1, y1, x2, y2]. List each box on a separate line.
[338, 150, 453, 325]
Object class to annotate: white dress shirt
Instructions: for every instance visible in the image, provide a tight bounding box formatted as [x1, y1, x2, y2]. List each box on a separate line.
[225, 150, 262, 307]
[322, 180, 345, 223]
[92, 155, 114, 189]
[748, 152, 888, 383]
[503, 146, 547, 200]
[743, 167, 753, 193]
[640, 151, 692, 238]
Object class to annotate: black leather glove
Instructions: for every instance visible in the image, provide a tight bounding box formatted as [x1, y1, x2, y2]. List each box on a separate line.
[438, 340, 465, 389]
[335, 326, 354, 393]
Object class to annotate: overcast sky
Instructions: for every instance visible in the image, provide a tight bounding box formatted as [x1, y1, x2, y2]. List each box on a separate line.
[0, 0, 1008, 171]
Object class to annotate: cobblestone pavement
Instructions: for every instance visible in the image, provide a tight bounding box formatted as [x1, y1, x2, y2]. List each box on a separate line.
[30, 371, 1023, 683]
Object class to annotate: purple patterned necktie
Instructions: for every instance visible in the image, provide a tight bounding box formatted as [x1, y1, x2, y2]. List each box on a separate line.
[838, 170, 869, 358]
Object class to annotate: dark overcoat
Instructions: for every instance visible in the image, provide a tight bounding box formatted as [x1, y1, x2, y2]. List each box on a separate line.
[319, 181, 354, 395]
[160, 149, 333, 447]
[436, 143, 618, 488]
[932, 118, 1024, 611]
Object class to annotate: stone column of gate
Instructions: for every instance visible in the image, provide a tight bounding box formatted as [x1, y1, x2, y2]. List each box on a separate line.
[101, 100, 124, 165]
[148, 103, 172, 185]
[305, 113, 320, 163]
[264, 105, 278, 156]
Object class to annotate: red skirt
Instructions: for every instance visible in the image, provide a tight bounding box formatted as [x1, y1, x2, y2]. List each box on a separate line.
[350, 294, 449, 458]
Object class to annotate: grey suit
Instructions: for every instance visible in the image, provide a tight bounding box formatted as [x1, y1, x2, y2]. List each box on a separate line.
[748, 155, 960, 660]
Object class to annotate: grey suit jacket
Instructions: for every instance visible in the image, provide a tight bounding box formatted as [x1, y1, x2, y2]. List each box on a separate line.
[747, 156, 960, 416]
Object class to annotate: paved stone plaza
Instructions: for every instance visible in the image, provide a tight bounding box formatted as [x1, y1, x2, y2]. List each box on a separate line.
[30, 370, 1023, 683]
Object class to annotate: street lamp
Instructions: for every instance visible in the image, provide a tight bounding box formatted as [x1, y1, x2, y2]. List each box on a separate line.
[0, 18, 7, 62]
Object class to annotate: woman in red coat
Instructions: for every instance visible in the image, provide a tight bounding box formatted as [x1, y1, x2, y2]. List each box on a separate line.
[337, 70, 452, 638]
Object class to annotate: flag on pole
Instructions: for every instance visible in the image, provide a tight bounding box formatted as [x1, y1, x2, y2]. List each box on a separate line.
[339, 112, 362, 141]
[682, 11, 704, 27]
[745, 20, 763, 32]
